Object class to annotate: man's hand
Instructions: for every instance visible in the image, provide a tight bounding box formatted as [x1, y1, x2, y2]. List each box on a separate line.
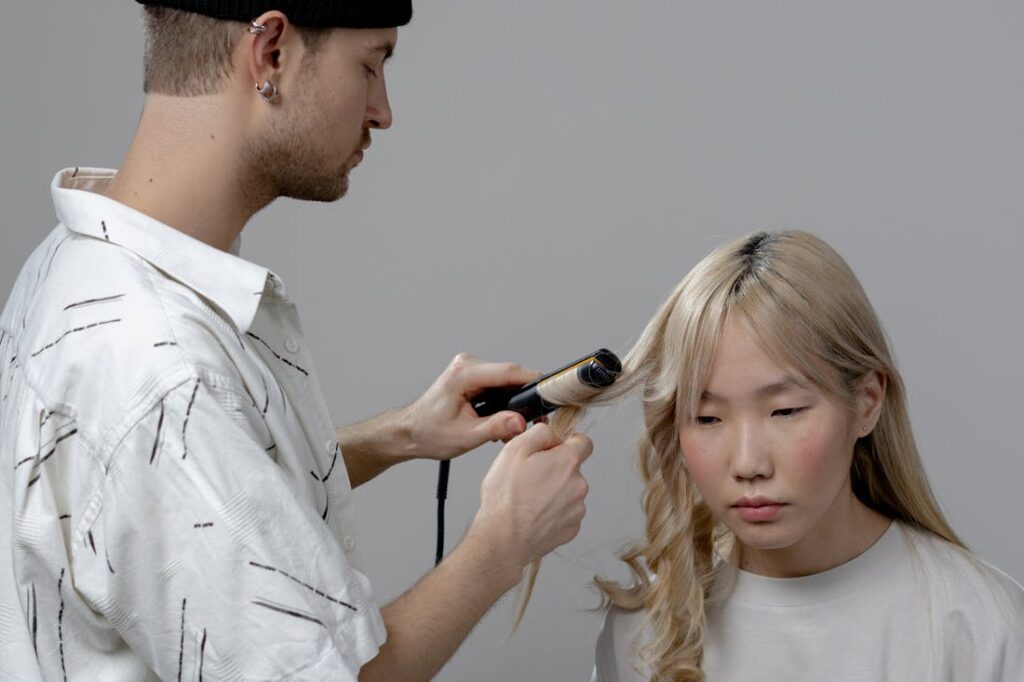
[398, 352, 540, 461]
[338, 353, 539, 487]
[358, 421, 592, 682]
[467, 421, 593, 581]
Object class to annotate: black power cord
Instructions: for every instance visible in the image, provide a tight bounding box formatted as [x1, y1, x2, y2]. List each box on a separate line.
[435, 460, 450, 565]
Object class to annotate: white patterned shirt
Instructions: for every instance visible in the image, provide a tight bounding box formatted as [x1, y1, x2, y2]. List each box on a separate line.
[0, 168, 386, 681]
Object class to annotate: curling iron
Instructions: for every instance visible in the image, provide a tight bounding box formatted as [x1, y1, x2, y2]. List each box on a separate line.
[434, 349, 622, 565]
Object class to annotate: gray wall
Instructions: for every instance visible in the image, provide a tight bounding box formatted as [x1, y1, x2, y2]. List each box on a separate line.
[3, 2, 1022, 680]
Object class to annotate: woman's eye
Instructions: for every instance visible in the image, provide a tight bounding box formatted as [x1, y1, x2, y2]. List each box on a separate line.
[696, 416, 720, 425]
[364, 65, 378, 78]
[772, 407, 806, 418]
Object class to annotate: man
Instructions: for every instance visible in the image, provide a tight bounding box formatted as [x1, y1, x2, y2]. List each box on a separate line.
[0, 2, 592, 679]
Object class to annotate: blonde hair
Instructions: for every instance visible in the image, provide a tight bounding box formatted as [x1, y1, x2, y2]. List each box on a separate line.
[544, 231, 963, 680]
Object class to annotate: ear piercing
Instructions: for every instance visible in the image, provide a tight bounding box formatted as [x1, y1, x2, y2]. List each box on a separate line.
[256, 80, 279, 102]
[249, 21, 278, 101]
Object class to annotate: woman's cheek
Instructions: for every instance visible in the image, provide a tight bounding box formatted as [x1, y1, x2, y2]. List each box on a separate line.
[679, 434, 722, 500]
[790, 422, 837, 484]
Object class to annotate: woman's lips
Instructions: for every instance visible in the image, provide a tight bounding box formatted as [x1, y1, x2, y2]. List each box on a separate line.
[733, 497, 787, 522]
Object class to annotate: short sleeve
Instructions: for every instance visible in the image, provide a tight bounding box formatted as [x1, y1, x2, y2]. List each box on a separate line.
[72, 375, 385, 681]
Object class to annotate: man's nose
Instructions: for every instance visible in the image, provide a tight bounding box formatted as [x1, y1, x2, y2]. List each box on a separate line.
[366, 81, 392, 130]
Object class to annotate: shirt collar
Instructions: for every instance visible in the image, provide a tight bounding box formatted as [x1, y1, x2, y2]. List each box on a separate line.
[51, 167, 272, 333]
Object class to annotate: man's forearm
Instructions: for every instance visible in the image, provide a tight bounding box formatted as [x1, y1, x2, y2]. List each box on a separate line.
[358, 529, 522, 682]
[336, 409, 416, 487]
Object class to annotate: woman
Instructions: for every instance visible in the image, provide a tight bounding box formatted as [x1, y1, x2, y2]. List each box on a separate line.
[565, 231, 1023, 681]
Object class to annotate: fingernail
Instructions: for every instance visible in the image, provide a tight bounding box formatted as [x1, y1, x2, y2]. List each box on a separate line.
[507, 418, 524, 435]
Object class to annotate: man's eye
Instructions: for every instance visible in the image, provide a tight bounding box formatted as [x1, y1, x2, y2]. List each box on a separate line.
[364, 65, 378, 78]
[696, 416, 720, 425]
[772, 407, 806, 418]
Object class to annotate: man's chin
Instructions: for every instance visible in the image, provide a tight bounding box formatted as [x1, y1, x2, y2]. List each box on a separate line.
[281, 173, 350, 203]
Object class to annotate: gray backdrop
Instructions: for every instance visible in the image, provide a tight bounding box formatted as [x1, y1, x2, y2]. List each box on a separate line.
[2, 2, 1022, 680]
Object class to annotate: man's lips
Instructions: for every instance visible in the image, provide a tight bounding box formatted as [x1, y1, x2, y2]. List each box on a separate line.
[350, 138, 371, 166]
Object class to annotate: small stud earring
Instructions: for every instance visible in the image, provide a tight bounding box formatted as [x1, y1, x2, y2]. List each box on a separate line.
[248, 20, 267, 34]
[256, 80, 279, 102]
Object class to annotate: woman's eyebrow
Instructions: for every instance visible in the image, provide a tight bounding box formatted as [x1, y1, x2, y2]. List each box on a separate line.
[701, 377, 809, 402]
[755, 377, 809, 398]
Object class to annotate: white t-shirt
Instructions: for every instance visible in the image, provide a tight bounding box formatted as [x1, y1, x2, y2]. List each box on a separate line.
[593, 522, 1024, 681]
[0, 168, 386, 680]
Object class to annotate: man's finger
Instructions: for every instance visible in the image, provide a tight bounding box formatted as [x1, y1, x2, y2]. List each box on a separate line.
[563, 433, 594, 466]
[508, 421, 562, 456]
[477, 410, 527, 444]
[457, 361, 540, 395]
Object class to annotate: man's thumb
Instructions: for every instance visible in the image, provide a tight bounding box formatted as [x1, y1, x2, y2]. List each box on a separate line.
[485, 411, 526, 443]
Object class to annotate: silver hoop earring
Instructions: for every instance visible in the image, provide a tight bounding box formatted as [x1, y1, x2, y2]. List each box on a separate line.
[248, 20, 267, 34]
[256, 80, 279, 102]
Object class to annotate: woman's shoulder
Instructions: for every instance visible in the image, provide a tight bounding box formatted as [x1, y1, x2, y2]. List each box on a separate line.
[596, 604, 648, 660]
[594, 605, 650, 682]
[898, 522, 1024, 634]
[896, 523, 1024, 676]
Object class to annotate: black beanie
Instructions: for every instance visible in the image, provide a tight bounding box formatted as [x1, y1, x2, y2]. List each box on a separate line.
[135, 1, 412, 28]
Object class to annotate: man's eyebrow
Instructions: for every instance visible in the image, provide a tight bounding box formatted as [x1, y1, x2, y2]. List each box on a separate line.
[700, 377, 810, 402]
[367, 41, 396, 62]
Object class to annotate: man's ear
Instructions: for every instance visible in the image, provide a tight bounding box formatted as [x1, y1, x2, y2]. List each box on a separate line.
[857, 370, 886, 437]
[245, 11, 295, 97]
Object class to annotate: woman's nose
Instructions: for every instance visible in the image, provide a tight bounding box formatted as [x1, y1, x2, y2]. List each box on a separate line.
[729, 420, 774, 481]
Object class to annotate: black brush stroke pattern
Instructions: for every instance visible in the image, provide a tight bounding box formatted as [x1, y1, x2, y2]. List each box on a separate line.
[25, 429, 79, 488]
[251, 599, 325, 628]
[322, 443, 339, 483]
[248, 561, 356, 612]
[244, 332, 309, 376]
[150, 402, 165, 465]
[30, 319, 123, 358]
[181, 380, 199, 460]
[62, 294, 125, 311]
[199, 628, 207, 681]
[58, 569, 67, 681]
[177, 598, 186, 682]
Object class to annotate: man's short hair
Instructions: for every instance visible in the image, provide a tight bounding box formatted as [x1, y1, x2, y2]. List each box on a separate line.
[142, 7, 329, 96]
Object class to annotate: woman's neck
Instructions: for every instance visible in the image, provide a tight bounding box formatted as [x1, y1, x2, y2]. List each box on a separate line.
[735, 489, 892, 578]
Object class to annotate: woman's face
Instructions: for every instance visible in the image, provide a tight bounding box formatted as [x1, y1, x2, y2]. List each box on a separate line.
[677, 315, 878, 563]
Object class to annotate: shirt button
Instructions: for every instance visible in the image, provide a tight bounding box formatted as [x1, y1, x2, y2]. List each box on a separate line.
[343, 536, 356, 552]
[284, 337, 299, 353]
[325, 440, 337, 454]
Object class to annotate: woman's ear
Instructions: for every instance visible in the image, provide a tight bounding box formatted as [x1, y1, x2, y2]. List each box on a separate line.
[857, 370, 886, 436]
